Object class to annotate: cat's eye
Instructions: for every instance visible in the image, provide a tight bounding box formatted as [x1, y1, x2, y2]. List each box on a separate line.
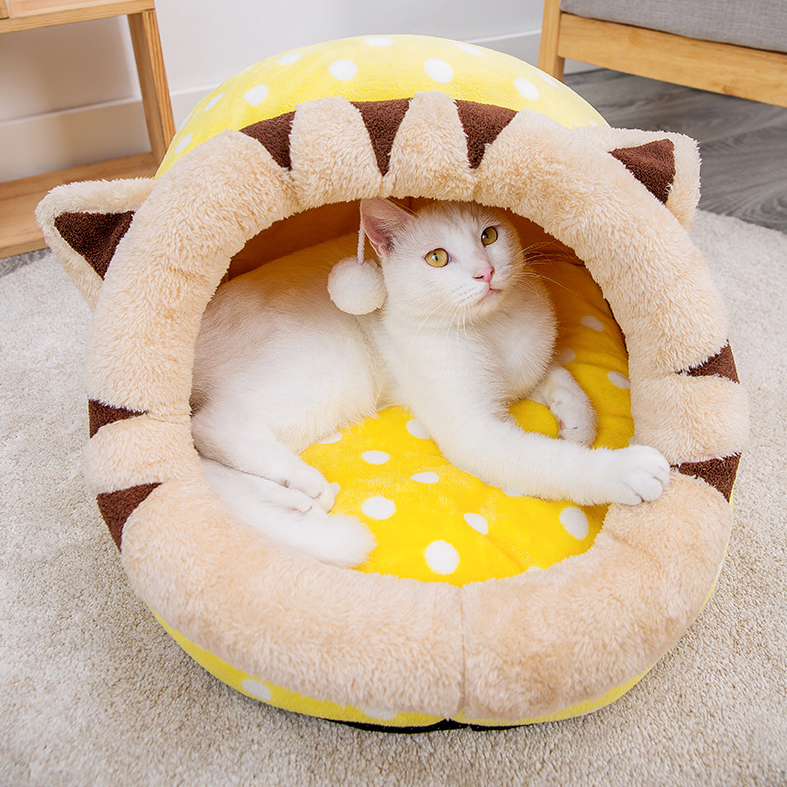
[481, 227, 498, 246]
[425, 248, 450, 267]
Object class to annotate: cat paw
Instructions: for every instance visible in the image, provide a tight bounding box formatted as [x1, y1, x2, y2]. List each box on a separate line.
[552, 397, 597, 447]
[557, 413, 596, 446]
[280, 465, 337, 513]
[604, 445, 671, 505]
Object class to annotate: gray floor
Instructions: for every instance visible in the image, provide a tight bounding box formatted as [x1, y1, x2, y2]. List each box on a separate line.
[3, 69, 785, 279]
[565, 69, 787, 233]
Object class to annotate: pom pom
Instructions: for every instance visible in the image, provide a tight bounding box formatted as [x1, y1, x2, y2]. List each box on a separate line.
[328, 256, 386, 315]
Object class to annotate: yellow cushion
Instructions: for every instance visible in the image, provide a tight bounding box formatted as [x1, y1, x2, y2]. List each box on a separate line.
[302, 247, 633, 585]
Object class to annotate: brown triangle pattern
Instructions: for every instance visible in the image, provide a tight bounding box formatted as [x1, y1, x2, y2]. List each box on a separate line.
[88, 399, 144, 438]
[240, 111, 296, 169]
[455, 100, 517, 169]
[684, 343, 739, 384]
[96, 483, 161, 549]
[54, 211, 134, 279]
[239, 98, 521, 176]
[676, 454, 740, 502]
[610, 140, 676, 204]
[351, 98, 412, 175]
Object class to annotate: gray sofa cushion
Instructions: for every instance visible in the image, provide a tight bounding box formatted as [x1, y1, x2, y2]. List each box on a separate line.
[561, 0, 787, 54]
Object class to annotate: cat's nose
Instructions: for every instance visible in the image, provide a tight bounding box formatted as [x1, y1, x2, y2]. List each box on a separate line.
[474, 266, 494, 284]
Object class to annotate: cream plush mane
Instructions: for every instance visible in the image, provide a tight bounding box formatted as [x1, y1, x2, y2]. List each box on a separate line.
[35, 38, 747, 728]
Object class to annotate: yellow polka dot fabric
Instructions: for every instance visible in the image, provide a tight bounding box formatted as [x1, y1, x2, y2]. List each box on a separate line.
[301, 251, 632, 586]
[156, 612, 649, 728]
[158, 35, 606, 176]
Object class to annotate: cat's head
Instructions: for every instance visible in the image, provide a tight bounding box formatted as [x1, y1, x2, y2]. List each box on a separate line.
[361, 199, 522, 323]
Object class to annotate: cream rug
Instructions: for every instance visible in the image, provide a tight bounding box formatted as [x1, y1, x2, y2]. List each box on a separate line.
[1, 211, 785, 786]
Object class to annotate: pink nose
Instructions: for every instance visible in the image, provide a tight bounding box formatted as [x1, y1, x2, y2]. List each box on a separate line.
[474, 266, 493, 284]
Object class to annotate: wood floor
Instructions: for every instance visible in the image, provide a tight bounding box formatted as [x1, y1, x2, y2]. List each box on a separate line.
[565, 69, 787, 234]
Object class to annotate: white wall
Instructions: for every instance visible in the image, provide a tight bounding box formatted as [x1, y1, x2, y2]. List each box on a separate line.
[0, 0, 573, 181]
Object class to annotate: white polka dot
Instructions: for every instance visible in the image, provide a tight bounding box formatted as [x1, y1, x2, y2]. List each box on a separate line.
[361, 496, 396, 519]
[541, 73, 562, 87]
[174, 133, 192, 154]
[177, 113, 192, 132]
[244, 84, 269, 106]
[363, 706, 398, 720]
[278, 51, 302, 64]
[362, 450, 390, 465]
[329, 59, 357, 80]
[406, 419, 431, 439]
[581, 315, 605, 332]
[425, 58, 454, 83]
[515, 77, 540, 100]
[204, 93, 223, 111]
[318, 431, 342, 444]
[556, 347, 576, 365]
[559, 507, 590, 540]
[608, 371, 630, 389]
[589, 119, 600, 127]
[503, 487, 524, 497]
[464, 513, 489, 535]
[425, 540, 460, 574]
[411, 472, 439, 484]
[456, 42, 484, 55]
[365, 36, 393, 46]
[241, 679, 272, 701]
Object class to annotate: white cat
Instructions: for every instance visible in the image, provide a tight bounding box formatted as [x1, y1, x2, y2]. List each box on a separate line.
[191, 199, 670, 567]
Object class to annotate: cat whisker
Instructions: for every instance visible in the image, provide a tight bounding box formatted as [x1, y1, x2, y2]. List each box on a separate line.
[513, 264, 585, 298]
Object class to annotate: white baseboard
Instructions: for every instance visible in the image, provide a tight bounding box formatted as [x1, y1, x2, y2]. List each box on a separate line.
[0, 88, 211, 182]
[1, 31, 593, 183]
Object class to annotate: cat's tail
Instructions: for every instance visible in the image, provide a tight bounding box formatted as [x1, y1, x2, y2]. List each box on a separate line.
[200, 458, 375, 569]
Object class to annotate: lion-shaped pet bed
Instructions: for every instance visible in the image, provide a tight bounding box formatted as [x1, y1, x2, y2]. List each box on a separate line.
[37, 35, 748, 729]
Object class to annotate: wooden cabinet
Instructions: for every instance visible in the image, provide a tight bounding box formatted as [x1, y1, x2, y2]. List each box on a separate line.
[0, 0, 175, 257]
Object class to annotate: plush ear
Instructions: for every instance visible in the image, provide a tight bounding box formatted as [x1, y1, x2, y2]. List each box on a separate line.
[36, 177, 154, 309]
[576, 126, 701, 231]
[360, 198, 412, 258]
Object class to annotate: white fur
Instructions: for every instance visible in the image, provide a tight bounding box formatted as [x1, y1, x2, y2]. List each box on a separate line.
[191, 200, 669, 567]
[327, 256, 386, 315]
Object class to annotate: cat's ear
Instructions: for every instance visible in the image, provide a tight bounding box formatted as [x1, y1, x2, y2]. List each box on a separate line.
[36, 177, 154, 309]
[360, 198, 411, 257]
[575, 127, 700, 230]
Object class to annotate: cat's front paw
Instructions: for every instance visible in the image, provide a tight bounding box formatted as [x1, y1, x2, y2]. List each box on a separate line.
[557, 412, 596, 447]
[552, 395, 597, 447]
[604, 445, 671, 505]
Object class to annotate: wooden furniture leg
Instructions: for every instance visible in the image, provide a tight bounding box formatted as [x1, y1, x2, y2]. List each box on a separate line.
[538, 0, 565, 80]
[128, 9, 175, 162]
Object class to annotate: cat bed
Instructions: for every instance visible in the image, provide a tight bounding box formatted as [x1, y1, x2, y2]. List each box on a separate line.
[37, 35, 747, 729]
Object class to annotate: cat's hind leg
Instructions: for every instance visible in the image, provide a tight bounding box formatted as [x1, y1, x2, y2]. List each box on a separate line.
[191, 407, 337, 512]
[531, 365, 597, 446]
[201, 458, 374, 567]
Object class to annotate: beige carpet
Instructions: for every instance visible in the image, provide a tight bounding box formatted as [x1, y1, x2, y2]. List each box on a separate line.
[1, 211, 785, 786]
